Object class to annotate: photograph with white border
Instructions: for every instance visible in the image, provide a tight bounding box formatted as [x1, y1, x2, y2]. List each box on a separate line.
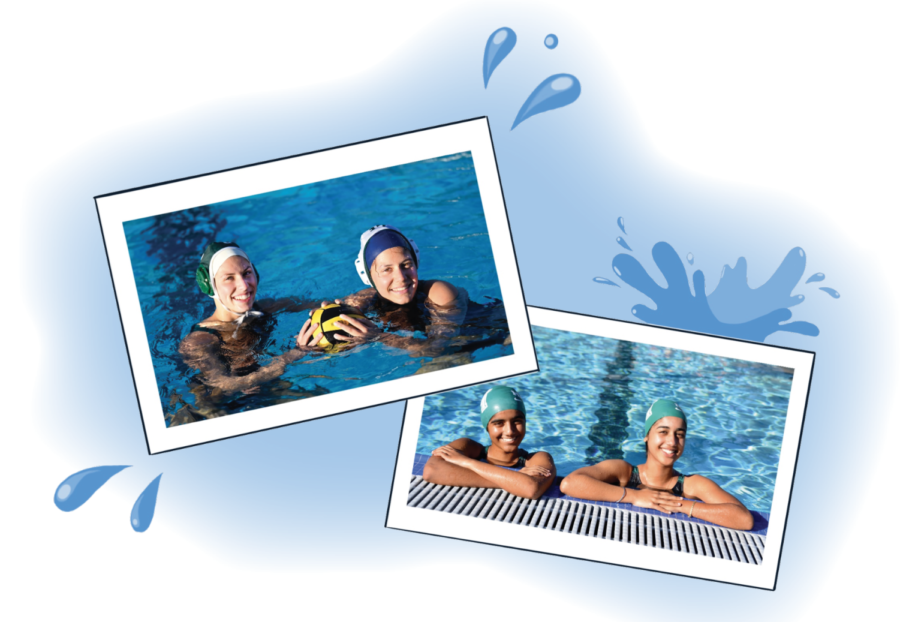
[96, 118, 536, 454]
[387, 306, 813, 590]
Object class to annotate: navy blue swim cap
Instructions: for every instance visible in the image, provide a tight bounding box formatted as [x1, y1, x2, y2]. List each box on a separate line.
[364, 229, 417, 272]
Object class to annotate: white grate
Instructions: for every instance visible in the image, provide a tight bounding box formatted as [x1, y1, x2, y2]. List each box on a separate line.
[408, 475, 765, 564]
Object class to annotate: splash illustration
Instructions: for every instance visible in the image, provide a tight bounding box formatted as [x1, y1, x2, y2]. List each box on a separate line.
[686, 252, 694, 265]
[544, 34, 558, 49]
[820, 287, 840, 299]
[806, 272, 825, 284]
[54, 465, 130, 512]
[616, 236, 632, 251]
[617, 217, 626, 234]
[483, 27, 517, 88]
[511, 73, 581, 130]
[612, 242, 819, 342]
[131, 474, 162, 533]
[706, 248, 806, 324]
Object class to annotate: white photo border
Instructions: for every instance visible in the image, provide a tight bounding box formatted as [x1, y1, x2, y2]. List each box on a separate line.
[96, 118, 537, 454]
[386, 306, 814, 590]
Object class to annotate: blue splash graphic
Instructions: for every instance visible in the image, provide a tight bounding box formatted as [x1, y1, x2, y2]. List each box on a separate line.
[544, 34, 558, 49]
[131, 474, 162, 533]
[706, 248, 807, 324]
[616, 236, 632, 251]
[686, 252, 694, 265]
[511, 73, 582, 130]
[483, 27, 517, 88]
[593, 276, 620, 287]
[613, 242, 819, 341]
[820, 287, 841, 299]
[806, 272, 826, 284]
[54, 465, 130, 512]
[617, 217, 626, 234]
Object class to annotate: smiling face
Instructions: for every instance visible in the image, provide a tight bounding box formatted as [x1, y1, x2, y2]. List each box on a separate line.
[486, 408, 526, 452]
[643, 416, 686, 466]
[213, 255, 257, 316]
[370, 247, 418, 305]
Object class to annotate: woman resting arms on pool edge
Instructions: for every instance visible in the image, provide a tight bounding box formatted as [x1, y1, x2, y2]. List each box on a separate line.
[179, 241, 378, 395]
[423, 386, 556, 500]
[560, 399, 754, 530]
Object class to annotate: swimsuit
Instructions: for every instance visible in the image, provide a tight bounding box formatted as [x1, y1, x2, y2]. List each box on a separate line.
[627, 465, 686, 496]
[477, 445, 528, 468]
[189, 310, 276, 377]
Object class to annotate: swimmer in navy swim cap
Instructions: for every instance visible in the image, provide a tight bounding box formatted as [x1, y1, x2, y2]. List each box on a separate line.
[423, 386, 556, 500]
[560, 399, 754, 530]
[346, 224, 461, 308]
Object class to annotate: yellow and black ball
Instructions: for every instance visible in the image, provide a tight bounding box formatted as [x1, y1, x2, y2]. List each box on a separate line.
[309, 304, 368, 352]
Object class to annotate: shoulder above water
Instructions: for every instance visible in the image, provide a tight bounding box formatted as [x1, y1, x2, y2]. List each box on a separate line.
[421, 279, 459, 306]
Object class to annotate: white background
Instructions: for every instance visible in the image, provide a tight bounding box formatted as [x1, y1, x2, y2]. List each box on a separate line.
[3, 1, 898, 619]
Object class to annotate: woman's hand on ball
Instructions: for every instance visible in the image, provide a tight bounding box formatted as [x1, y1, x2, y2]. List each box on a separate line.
[296, 319, 321, 350]
[333, 315, 381, 341]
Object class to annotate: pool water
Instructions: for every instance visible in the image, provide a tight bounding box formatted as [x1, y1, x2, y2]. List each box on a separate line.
[416, 325, 793, 513]
[123, 152, 511, 425]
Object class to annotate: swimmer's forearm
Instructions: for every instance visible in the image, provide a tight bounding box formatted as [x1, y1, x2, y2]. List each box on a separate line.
[423, 457, 548, 499]
[684, 501, 754, 531]
[447, 457, 548, 500]
[204, 349, 304, 392]
[559, 473, 627, 502]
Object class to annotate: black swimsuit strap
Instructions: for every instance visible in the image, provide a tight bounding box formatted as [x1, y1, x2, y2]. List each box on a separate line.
[190, 323, 223, 338]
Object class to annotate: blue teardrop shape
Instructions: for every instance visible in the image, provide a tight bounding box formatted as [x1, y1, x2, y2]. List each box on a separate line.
[544, 34, 558, 49]
[593, 277, 621, 287]
[806, 272, 825, 284]
[686, 252, 694, 265]
[616, 237, 632, 251]
[483, 27, 517, 88]
[819, 287, 840, 299]
[617, 217, 626, 234]
[131, 474, 163, 533]
[511, 73, 582, 130]
[54, 465, 130, 512]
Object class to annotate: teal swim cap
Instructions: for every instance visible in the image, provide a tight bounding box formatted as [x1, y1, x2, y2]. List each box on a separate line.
[643, 399, 687, 437]
[480, 386, 526, 429]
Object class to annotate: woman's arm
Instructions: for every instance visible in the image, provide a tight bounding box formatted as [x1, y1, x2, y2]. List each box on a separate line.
[677, 475, 755, 531]
[179, 321, 318, 394]
[560, 461, 633, 501]
[561, 463, 754, 530]
[339, 289, 379, 313]
[561, 461, 687, 514]
[423, 439, 554, 500]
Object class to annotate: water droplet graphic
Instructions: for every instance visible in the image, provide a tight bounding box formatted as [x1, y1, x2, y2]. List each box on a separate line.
[544, 34, 558, 49]
[617, 217, 626, 234]
[616, 237, 632, 251]
[54, 465, 130, 512]
[593, 277, 620, 287]
[131, 474, 162, 533]
[806, 272, 826, 284]
[820, 287, 840, 299]
[686, 253, 694, 265]
[483, 27, 517, 88]
[511, 73, 581, 130]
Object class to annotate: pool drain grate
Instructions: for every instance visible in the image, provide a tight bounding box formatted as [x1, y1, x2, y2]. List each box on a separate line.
[407, 475, 765, 564]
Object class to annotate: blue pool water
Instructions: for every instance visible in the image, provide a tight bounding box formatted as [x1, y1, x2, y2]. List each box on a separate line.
[123, 152, 511, 426]
[416, 326, 793, 513]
